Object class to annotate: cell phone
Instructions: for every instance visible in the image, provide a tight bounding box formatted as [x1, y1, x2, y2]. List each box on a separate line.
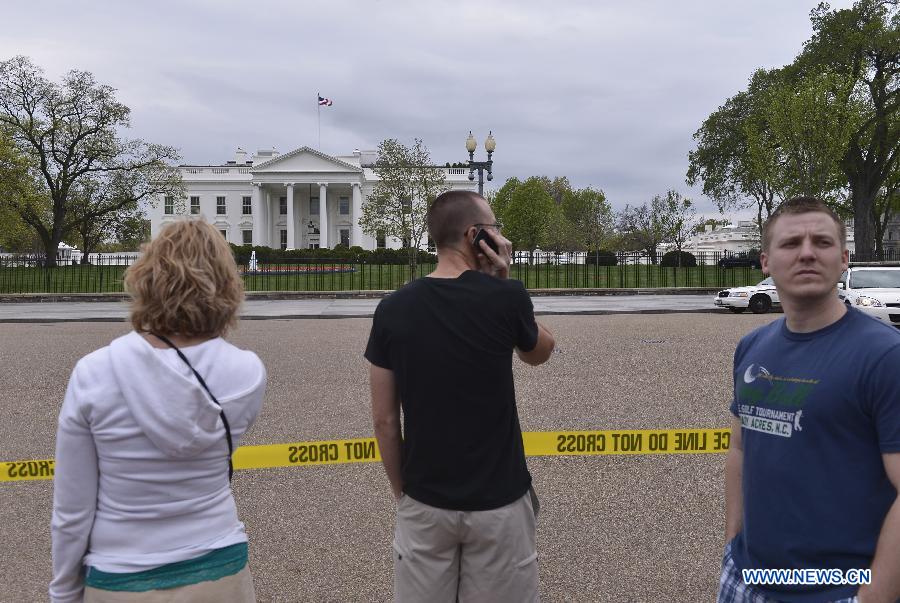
[473, 228, 499, 254]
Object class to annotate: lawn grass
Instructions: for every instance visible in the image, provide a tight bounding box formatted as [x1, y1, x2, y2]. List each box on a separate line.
[0, 263, 765, 294]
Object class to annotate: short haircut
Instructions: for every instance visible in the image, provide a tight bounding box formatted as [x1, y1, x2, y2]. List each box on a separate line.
[125, 219, 244, 337]
[427, 190, 485, 248]
[761, 197, 847, 251]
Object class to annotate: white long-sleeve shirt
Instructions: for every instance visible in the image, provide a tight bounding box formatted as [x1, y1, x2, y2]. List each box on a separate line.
[50, 332, 266, 603]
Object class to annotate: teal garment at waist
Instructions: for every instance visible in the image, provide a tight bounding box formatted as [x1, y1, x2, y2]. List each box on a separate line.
[84, 542, 248, 592]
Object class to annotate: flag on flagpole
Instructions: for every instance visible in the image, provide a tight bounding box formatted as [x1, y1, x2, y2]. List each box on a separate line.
[318, 95, 333, 106]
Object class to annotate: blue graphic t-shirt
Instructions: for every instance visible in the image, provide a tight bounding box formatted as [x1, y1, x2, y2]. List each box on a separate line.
[730, 307, 900, 603]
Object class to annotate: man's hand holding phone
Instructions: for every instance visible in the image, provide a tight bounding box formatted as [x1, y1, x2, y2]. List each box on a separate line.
[474, 228, 512, 279]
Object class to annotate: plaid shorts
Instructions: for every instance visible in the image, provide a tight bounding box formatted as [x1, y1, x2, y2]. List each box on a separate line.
[717, 541, 858, 603]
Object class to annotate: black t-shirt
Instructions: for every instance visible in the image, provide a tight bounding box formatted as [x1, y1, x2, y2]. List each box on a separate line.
[364, 270, 539, 511]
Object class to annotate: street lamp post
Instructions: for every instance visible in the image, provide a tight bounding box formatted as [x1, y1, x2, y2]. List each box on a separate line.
[466, 131, 496, 196]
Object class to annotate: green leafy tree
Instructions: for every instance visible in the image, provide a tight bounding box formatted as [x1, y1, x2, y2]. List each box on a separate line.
[490, 177, 521, 226]
[562, 186, 614, 251]
[502, 177, 555, 261]
[543, 203, 571, 253]
[687, 69, 784, 234]
[358, 138, 447, 280]
[535, 176, 572, 206]
[763, 68, 861, 203]
[0, 128, 45, 251]
[0, 56, 180, 266]
[794, 0, 900, 259]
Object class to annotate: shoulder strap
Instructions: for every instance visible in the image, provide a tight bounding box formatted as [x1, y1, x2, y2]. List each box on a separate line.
[153, 333, 234, 481]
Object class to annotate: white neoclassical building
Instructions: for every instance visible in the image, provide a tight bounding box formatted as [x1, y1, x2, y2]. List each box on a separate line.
[149, 146, 477, 250]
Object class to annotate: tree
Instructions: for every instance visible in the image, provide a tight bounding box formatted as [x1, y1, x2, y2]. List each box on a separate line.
[358, 138, 447, 280]
[67, 170, 169, 261]
[562, 186, 614, 251]
[543, 203, 571, 253]
[617, 197, 668, 263]
[694, 217, 731, 234]
[536, 176, 572, 206]
[0, 56, 180, 266]
[502, 177, 555, 261]
[873, 166, 900, 258]
[763, 68, 861, 203]
[796, 0, 900, 259]
[0, 127, 45, 252]
[658, 190, 697, 266]
[490, 177, 521, 226]
[687, 69, 784, 233]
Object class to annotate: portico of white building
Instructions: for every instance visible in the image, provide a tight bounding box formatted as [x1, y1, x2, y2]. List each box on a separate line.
[149, 146, 477, 250]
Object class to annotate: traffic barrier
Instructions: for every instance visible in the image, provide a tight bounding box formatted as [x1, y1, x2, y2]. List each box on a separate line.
[1, 428, 731, 483]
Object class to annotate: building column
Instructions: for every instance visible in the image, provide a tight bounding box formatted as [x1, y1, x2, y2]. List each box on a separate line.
[351, 182, 363, 247]
[286, 183, 296, 249]
[251, 183, 263, 246]
[319, 182, 329, 248]
[264, 190, 273, 248]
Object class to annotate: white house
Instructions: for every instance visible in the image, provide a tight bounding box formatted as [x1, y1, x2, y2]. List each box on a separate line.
[149, 146, 477, 250]
[679, 218, 900, 256]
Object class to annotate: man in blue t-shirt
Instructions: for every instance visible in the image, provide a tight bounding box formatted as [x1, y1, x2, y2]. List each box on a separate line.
[719, 197, 900, 603]
[366, 190, 555, 602]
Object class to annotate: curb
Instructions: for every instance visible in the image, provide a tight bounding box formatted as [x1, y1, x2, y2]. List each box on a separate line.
[0, 307, 731, 324]
[0, 287, 725, 304]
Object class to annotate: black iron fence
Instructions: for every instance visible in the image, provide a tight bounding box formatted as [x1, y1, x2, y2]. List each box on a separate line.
[2, 249, 899, 294]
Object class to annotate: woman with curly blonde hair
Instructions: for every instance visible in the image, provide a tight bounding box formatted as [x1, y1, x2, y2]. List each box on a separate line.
[50, 219, 266, 603]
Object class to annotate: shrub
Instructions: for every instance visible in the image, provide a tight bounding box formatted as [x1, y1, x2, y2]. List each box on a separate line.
[584, 249, 619, 266]
[660, 250, 697, 267]
[229, 244, 438, 266]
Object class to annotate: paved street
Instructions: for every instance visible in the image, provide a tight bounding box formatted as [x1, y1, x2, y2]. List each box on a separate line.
[0, 312, 780, 601]
[0, 294, 728, 322]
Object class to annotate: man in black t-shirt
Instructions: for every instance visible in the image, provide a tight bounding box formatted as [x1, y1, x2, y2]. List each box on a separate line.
[365, 190, 555, 602]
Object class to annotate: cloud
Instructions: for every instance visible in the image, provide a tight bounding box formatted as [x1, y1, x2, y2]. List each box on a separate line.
[3, 0, 854, 221]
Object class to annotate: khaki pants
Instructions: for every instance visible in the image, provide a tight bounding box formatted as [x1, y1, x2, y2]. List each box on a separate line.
[83, 564, 256, 603]
[393, 488, 540, 603]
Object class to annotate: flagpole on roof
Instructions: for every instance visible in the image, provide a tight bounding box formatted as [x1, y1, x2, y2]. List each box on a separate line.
[317, 92, 321, 150]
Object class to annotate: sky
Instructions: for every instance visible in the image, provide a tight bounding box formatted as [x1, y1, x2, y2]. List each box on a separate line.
[3, 0, 855, 221]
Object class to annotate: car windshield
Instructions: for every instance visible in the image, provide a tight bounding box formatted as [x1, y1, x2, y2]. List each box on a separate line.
[757, 277, 774, 286]
[849, 270, 900, 289]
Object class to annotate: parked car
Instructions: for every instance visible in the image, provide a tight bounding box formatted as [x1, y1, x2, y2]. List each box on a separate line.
[837, 264, 900, 328]
[717, 253, 762, 269]
[714, 277, 780, 314]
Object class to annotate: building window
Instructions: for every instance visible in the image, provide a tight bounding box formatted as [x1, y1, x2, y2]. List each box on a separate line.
[164, 196, 174, 215]
[340, 229, 350, 247]
[309, 197, 319, 215]
[427, 236, 435, 252]
[280, 229, 287, 250]
[219, 229, 227, 241]
[339, 196, 350, 215]
[376, 232, 386, 249]
[242, 230, 252, 245]
[890, 231, 894, 241]
[190, 196, 200, 215]
[280, 197, 287, 215]
[242, 196, 252, 215]
[308, 243, 320, 249]
[217, 196, 226, 215]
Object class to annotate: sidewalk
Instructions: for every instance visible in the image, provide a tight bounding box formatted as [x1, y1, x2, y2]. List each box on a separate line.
[0, 293, 724, 322]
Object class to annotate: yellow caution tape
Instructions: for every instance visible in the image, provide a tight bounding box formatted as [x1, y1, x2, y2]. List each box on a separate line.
[1, 428, 731, 483]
